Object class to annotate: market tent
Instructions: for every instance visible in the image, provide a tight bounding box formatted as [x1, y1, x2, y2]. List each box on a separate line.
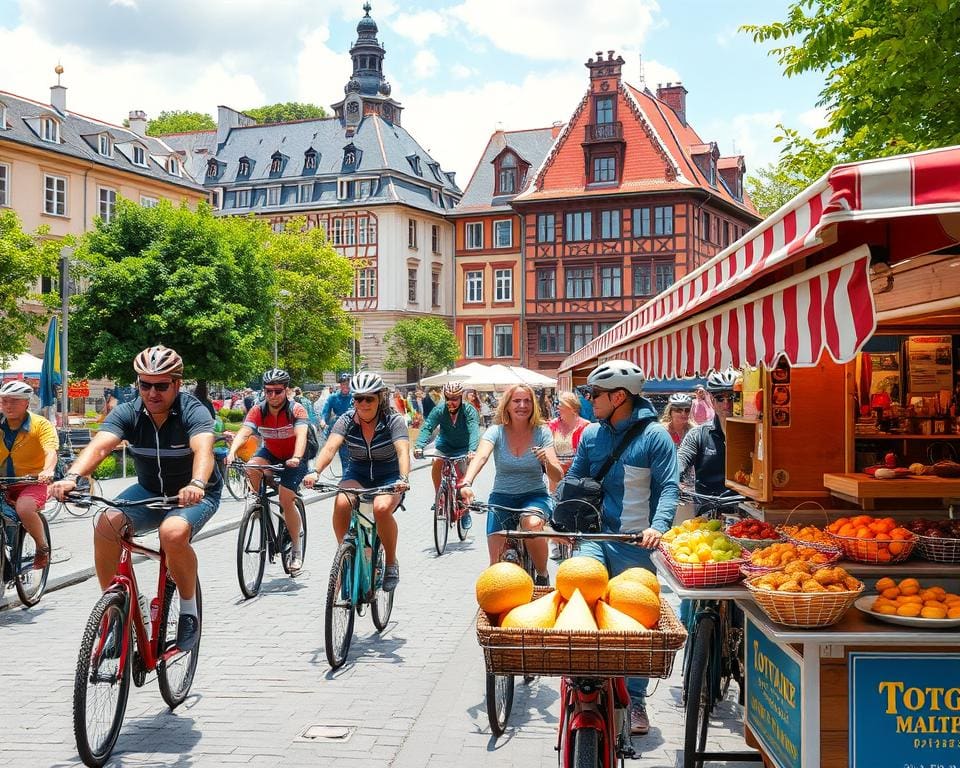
[0, 352, 45, 377]
[488, 365, 557, 388]
[419, 362, 491, 387]
[559, 145, 960, 384]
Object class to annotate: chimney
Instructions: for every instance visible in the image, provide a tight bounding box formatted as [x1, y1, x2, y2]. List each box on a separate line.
[551, 120, 564, 138]
[50, 84, 67, 113]
[128, 110, 147, 137]
[216, 105, 257, 150]
[656, 82, 688, 125]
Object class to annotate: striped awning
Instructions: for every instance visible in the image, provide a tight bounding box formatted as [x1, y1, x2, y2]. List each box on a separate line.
[559, 145, 960, 379]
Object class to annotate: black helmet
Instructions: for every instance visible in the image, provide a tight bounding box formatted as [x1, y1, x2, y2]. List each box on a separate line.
[262, 368, 290, 386]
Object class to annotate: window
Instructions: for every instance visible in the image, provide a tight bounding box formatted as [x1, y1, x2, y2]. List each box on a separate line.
[598, 321, 616, 334]
[654, 206, 673, 235]
[358, 216, 369, 245]
[0, 104, 6, 130]
[600, 209, 620, 239]
[432, 224, 441, 253]
[356, 268, 377, 298]
[537, 213, 555, 243]
[465, 222, 483, 249]
[407, 267, 418, 302]
[599, 266, 621, 297]
[140, 195, 158, 208]
[494, 325, 513, 358]
[701, 210, 712, 243]
[571, 323, 594, 351]
[235, 188, 251, 208]
[494, 268, 512, 302]
[494, 219, 512, 248]
[465, 270, 483, 303]
[408, 218, 417, 248]
[331, 217, 344, 246]
[361, 217, 377, 244]
[209, 190, 220, 209]
[538, 324, 566, 354]
[98, 134, 112, 157]
[432, 271, 441, 307]
[270, 154, 283, 173]
[238, 157, 250, 176]
[498, 153, 517, 194]
[565, 267, 593, 299]
[407, 154, 422, 175]
[337, 177, 376, 200]
[0, 163, 9, 206]
[536, 267, 555, 299]
[41, 117, 59, 143]
[304, 150, 317, 170]
[596, 96, 614, 124]
[133, 145, 146, 166]
[344, 217, 356, 246]
[98, 187, 117, 223]
[655, 262, 675, 293]
[593, 156, 616, 183]
[267, 186, 281, 206]
[632, 207, 651, 237]
[166, 156, 181, 176]
[43, 174, 66, 216]
[465, 326, 484, 358]
[633, 263, 651, 295]
[565, 211, 592, 242]
[206, 159, 219, 177]
[723, 221, 730, 247]
[298, 183, 312, 204]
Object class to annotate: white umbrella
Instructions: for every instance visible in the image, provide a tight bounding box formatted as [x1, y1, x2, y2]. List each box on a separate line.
[503, 365, 557, 388]
[0, 352, 45, 376]
[420, 362, 491, 387]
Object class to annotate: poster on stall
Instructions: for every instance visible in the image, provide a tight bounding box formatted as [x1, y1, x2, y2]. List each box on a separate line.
[849, 652, 960, 768]
[907, 336, 952, 393]
[869, 352, 901, 399]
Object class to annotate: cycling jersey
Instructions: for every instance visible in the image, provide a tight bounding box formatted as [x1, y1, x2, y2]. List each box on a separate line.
[1, 411, 58, 477]
[414, 402, 480, 455]
[243, 401, 311, 460]
[101, 392, 221, 498]
[677, 415, 726, 496]
[331, 409, 407, 485]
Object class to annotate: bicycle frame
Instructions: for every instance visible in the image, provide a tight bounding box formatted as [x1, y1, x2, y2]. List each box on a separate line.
[345, 498, 377, 604]
[557, 675, 630, 768]
[236, 462, 293, 554]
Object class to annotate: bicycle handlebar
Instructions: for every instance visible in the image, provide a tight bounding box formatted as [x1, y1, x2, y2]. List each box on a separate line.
[0, 475, 39, 484]
[420, 451, 471, 461]
[680, 490, 747, 506]
[231, 461, 285, 472]
[311, 483, 405, 500]
[65, 492, 180, 511]
[467, 501, 548, 519]
[493, 529, 643, 543]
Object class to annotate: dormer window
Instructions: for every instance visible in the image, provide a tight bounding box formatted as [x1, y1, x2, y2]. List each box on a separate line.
[206, 159, 219, 177]
[596, 96, 614, 125]
[407, 154, 422, 176]
[342, 144, 361, 170]
[270, 152, 284, 175]
[98, 134, 112, 157]
[238, 156, 251, 176]
[497, 153, 518, 195]
[132, 145, 146, 166]
[0, 103, 6, 130]
[304, 149, 317, 170]
[428, 162, 443, 182]
[167, 156, 181, 176]
[41, 116, 59, 143]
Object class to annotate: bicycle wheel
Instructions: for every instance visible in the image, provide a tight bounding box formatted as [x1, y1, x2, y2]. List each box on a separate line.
[225, 462, 248, 501]
[324, 540, 356, 669]
[236, 503, 266, 598]
[371, 541, 393, 631]
[15, 514, 50, 606]
[279, 497, 308, 574]
[157, 577, 202, 708]
[485, 672, 514, 737]
[570, 727, 602, 768]
[74, 591, 131, 768]
[683, 614, 716, 768]
[63, 477, 102, 517]
[454, 494, 468, 541]
[433, 484, 449, 556]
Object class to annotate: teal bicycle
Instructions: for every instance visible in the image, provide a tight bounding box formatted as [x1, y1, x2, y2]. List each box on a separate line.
[314, 483, 403, 670]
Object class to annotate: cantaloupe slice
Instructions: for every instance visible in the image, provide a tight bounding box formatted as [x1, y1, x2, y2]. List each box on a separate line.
[553, 588, 598, 631]
[595, 600, 649, 632]
[501, 590, 563, 629]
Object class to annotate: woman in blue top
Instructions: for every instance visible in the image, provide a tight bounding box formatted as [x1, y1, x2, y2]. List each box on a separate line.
[459, 383, 562, 585]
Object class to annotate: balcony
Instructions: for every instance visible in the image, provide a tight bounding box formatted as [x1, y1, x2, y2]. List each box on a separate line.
[583, 122, 624, 143]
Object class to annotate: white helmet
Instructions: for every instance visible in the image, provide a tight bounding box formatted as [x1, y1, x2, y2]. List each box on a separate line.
[133, 345, 183, 378]
[0, 380, 33, 399]
[668, 392, 693, 408]
[442, 382, 464, 398]
[706, 368, 738, 392]
[586, 360, 646, 395]
[350, 371, 386, 395]
[262, 368, 290, 386]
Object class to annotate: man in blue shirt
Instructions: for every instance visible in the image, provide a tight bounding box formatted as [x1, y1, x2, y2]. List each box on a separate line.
[321, 374, 353, 469]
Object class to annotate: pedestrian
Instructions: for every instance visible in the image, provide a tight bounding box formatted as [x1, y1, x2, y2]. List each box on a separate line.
[193, 381, 216, 419]
[690, 384, 716, 424]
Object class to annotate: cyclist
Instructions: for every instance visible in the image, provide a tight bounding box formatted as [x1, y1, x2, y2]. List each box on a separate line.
[321, 374, 353, 469]
[564, 360, 680, 736]
[458, 383, 562, 586]
[661, 392, 695, 446]
[0, 380, 57, 570]
[413, 381, 480, 528]
[226, 368, 315, 575]
[304, 372, 410, 591]
[678, 369, 737, 501]
[50, 345, 219, 651]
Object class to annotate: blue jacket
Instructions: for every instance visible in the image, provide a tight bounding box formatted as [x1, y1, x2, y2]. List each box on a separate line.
[567, 397, 679, 534]
[322, 391, 353, 425]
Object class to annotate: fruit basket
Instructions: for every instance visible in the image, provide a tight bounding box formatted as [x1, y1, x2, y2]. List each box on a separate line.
[476, 588, 687, 678]
[914, 533, 960, 563]
[777, 524, 841, 554]
[726, 532, 785, 552]
[745, 576, 864, 628]
[658, 546, 746, 588]
[740, 546, 841, 578]
[826, 531, 916, 563]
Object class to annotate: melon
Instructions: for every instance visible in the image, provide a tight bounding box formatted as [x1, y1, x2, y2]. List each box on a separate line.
[556, 556, 609, 605]
[595, 600, 649, 632]
[554, 588, 598, 631]
[606, 580, 661, 629]
[476, 562, 534, 615]
[501, 590, 563, 629]
[609, 567, 660, 595]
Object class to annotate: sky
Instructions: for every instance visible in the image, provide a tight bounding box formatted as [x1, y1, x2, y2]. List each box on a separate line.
[0, 0, 827, 188]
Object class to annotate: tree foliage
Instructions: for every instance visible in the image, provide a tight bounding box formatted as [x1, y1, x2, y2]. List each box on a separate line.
[143, 110, 216, 136]
[244, 102, 327, 124]
[383, 318, 460, 379]
[0, 210, 61, 364]
[745, 163, 810, 217]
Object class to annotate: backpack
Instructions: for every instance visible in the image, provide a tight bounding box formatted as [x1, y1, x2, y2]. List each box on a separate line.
[259, 399, 319, 459]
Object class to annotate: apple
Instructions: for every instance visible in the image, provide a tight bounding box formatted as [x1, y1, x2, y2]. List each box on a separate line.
[884, 452, 897, 469]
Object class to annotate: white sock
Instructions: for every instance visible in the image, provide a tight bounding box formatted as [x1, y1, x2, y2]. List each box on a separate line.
[291, 543, 302, 558]
[180, 596, 198, 617]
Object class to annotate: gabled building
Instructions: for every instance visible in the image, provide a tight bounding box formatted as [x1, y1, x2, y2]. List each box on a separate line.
[450, 126, 558, 365]
[164, 4, 461, 384]
[511, 51, 762, 373]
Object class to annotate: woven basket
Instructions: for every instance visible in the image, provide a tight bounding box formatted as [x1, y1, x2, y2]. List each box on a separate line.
[826, 531, 917, 564]
[915, 534, 960, 563]
[744, 578, 864, 628]
[659, 548, 745, 588]
[476, 590, 687, 678]
[740, 549, 841, 578]
[777, 525, 841, 554]
[725, 532, 785, 552]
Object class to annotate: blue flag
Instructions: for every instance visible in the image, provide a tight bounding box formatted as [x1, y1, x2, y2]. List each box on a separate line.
[39, 316, 61, 408]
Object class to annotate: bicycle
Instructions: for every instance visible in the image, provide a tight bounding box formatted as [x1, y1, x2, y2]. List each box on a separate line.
[233, 461, 308, 598]
[312, 483, 401, 670]
[0, 476, 52, 607]
[214, 439, 249, 501]
[43, 438, 102, 521]
[551, 452, 578, 562]
[68, 492, 202, 768]
[422, 451, 470, 555]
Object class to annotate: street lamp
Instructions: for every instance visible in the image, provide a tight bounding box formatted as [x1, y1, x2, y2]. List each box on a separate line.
[273, 289, 290, 367]
[59, 246, 73, 425]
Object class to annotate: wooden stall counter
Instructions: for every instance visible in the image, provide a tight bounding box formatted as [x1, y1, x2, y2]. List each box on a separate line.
[823, 472, 960, 508]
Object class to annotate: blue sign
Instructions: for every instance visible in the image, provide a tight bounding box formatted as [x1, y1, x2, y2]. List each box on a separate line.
[745, 616, 803, 768]
[850, 652, 960, 768]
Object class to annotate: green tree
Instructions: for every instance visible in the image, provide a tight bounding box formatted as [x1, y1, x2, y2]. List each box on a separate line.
[0, 210, 60, 364]
[137, 110, 216, 136]
[746, 162, 809, 217]
[383, 317, 460, 380]
[244, 102, 327, 124]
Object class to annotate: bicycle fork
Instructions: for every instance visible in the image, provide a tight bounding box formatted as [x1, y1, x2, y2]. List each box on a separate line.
[557, 677, 633, 767]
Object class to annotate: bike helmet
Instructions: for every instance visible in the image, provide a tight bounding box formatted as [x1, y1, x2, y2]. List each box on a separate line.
[706, 368, 738, 392]
[442, 382, 464, 398]
[262, 368, 290, 386]
[133, 345, 183, 378]
[586, 360, 646, 395]
[339, 373, 351, 382]
[351, 371, 386, 395]
[0, 380, 33, 399]
[668, 393, 693, 408]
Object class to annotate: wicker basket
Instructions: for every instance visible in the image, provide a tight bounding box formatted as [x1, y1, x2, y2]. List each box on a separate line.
[826, 531, 917, 564]
[659, 547, 745, 588]
[744, 577, 864, 628]
[740, 549, 841, 578]
[725, 532, 785, 552]
[476, 590, 687, 678]
[777, 502, 840, 554]
[915, 534, 960, 563]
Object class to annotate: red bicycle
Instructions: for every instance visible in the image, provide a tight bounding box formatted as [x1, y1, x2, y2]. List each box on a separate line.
[423, 452, 471, 555]
[69, 493, 202, 768]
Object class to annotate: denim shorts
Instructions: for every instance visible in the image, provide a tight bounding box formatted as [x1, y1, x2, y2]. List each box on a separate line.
[114, 483, 219, 539]
[341, 464, 400, 489]
[253, 447, 312, 491]
[485, 491, 553, 536]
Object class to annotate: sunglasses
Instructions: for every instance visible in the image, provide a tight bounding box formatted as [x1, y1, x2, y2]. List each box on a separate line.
[713, 394, 734, 403]
[672, 407, 691, 413]
[353, 395, 377, 404]
[138, 380, 172, 392]
[446, 397, 462, 403]
[264, 387, 286, 395]
[584, 386, 620, 400]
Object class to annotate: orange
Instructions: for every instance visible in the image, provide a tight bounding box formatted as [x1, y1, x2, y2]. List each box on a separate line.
[948, 607, 960, 619]
[876, 549, 892, 562]
[888, 542, 905, 557]
[606, 580, 661, 629]
[881, 587, 901, 599]
[875, 604, 898, 615]
[475, 562, 535, 614]
[556, 556, 610, 605]
[890, 528, 913, 540]
[896, 603, 922, 617]
[838, 524, 857, 537]
[875, 577, 896, 592]
[921, 606, 948, 619]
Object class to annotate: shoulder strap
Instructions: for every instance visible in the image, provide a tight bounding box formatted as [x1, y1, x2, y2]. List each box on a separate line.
[595, 417, 654, 482]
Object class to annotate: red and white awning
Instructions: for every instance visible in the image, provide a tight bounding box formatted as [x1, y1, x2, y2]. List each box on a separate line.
[560, 146, 960, 378]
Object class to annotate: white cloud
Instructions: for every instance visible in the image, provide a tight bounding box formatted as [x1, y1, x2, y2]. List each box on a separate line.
[389, 9, 448, 46]
[639, 59, 683, 90]
[699, 110, 784, 172]
[798, 106, 829, 132]
[451, 63, 475, 79]
[295, 25, 353, 107]
[108, 0, 138, 8]
[412, 49, 438, 79]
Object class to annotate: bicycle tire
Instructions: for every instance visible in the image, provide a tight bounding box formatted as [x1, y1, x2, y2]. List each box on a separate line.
[324, 540, 356, 670]
[74, 591, 131, 768]
[485, 672, 514, 737]
[62, 477, 102, 517]
[157, 577, 202, 708]
[571, 726, 602, 768]
[371, 541, 393, 631]
[279, 497, 308, 574]
[224, 462, 248, 501]
[236, 503, 266, 598]
[433, 484, 449, 556]
[15, 513, 50, 606]
[683, 613, 716, 768]
[454, 492, 468, 541]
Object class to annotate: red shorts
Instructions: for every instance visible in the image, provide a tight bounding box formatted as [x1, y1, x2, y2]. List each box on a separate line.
[6, 483, 49, 509]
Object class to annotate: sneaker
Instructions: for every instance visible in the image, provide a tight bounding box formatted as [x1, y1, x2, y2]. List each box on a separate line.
[461, 512, 473, 530]
[382, 564, 400, 592]
[630, 702, 650, 735]
[176, 614, 200, 652]
[286, 552, 303, 576]
[549, 544, 563, 561]
[534, 572, 551, 587]
[33, 544, 50, 571]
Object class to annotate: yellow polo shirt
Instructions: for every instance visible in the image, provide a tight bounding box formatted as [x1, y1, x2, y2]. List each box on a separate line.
[1, 412, 59, 476]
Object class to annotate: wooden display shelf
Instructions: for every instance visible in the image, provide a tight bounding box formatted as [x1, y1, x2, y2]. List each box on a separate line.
[723, 478, 764, 500]
[823, 472, 960, 508]
[854, 433, 960, 440]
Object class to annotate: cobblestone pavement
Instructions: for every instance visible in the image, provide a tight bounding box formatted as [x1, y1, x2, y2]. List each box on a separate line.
[0, 462, 759, 768]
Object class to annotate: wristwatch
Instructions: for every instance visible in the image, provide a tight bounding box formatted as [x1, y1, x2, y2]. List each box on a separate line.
[65, 472, 80, 483]
[292, 456, 303, 461]
[459, 480, 472, 488]
[399, 474, 409, 483]
[189, 478, 206, 490]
